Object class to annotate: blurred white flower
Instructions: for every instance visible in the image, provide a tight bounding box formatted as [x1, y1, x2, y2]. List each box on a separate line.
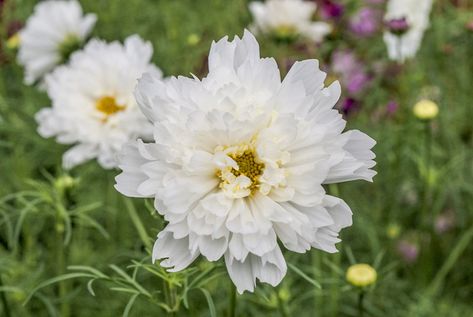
[18, 0, 97, 86]
[36, 35, 162, 169]
[249, 0, 331, 42]
[115, 31, 376, 293]
[383, 0, 433, 62]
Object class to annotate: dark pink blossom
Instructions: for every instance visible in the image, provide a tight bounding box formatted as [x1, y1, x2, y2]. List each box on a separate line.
[319, 0, 344, 20]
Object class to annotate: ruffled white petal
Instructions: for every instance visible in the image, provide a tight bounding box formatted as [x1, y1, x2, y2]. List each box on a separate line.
[225, 246, 287, 294]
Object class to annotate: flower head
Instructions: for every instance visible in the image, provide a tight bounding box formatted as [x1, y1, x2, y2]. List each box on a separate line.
[331, 50, 371, 95]
[36, 35, 162, 169]
[397, 240, 419, 263]
[18, 0, 97, 85]
[249, 0, 332, 42]
[319, 0, 344, 20]
[349, 7, 381, 37]
[386, 100, 399, 115]
[346, 264, 377, 287]
[385, 17, 410, 35]
[413, 99, 438, 120]
[383, 0, 433, 62]
[115, 31, 376, 293]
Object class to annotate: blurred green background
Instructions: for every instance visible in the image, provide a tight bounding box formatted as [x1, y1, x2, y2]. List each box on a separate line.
[1, 0, 473, 316]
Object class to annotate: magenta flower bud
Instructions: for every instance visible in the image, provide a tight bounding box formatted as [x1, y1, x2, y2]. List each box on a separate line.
[385, 17, 410, 35]
[320, 0, 344, 20]
[386, 100, 399, 114]
[341, 98, 359, 115]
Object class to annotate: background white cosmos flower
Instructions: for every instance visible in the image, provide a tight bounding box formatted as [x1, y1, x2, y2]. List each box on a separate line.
[249, 0, 331, 42]
[36, 35, 162, 169]
[18, 0, 97, 86]
[383, 0, 433, 62]
[115, 31, 376, 293]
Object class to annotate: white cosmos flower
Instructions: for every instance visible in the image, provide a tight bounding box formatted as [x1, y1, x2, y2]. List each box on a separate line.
[18, 0, 97, 86]
[36, 35, 162, 169]
[249, 0, 331, 42]
[383, 0, 433, 62]
[115, 31, 376, 293]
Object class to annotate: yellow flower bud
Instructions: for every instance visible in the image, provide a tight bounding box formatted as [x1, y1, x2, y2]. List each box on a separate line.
[386, 223, 401, 239]
[346, 264, 377, 287]
[413, 99, 439, 120]
[7, 33, 21, 50]
[186, 33, 200, 46]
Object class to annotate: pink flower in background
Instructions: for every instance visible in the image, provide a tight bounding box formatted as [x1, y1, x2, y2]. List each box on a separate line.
[341, 97, 359, 115]
[332, 50, 371, 94]
[319, 0, 344, 20]
[386, 100, 399, 115]
[349, 7, 381, 37]
[466, 20, 473, 32]
[397, 240, 419, 264]
[434, 211, 455, 234]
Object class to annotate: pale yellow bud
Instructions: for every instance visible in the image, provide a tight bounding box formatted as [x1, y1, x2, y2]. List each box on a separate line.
[346, 264, 377, 287]
[413, 99, 439, 120]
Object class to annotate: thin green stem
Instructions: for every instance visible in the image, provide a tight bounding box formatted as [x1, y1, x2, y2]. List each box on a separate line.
[276, 290, 289, 317]
[124, 198, 151, 249]
[0, 275, 12, 317]
[312, 251, 323, 316]
[422, 122, 433, 226]
[55, 206, 69, 317]
[357, 291, 365, 317]
[228, 283, 236, 317]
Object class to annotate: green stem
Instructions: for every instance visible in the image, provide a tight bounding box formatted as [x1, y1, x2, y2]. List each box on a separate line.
[422, 122, 433, 227]
[312, 251, 323, 316]
[55, 206, 69, 317]
[228, 283, 236, 317]
[358, 291, 365, 317]
[0, 275, 12, 317]
[276, 290, 288, 317]
[124, 198, 151, 249]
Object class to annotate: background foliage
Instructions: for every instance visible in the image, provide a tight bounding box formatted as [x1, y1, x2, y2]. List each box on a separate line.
[1, 0, 473, 316]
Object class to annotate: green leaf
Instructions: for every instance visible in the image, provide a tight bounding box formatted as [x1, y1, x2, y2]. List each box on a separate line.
[24, 273, 95, 305]
[288, 263, 321, 289]
[122, 294, 140, 317]
[198, 288, 217, 317]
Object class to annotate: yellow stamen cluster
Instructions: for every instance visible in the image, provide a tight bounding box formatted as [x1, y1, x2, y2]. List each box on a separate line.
[218, 149, 265, 194]
[231, 150, 265, 180]
[95, 96, 125, 117]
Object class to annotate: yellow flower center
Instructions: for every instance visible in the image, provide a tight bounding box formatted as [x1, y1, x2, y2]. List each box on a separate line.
[230, 150, 265, 185]
[95, 96, 126, 117]
[274, 25, 298, 41]
[218, 148, 265, 196]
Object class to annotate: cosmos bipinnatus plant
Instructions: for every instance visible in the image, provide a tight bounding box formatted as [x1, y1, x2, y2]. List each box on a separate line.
[115, 30, 376, 294]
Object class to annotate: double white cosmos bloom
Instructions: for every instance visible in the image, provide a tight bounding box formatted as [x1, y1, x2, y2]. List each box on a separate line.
[249, 0, 331, 42]
[18, 0, 96, 86]
[383, 0, 433, 62]
[36, 35, 161, 169]
[115, 31, 376, 293]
